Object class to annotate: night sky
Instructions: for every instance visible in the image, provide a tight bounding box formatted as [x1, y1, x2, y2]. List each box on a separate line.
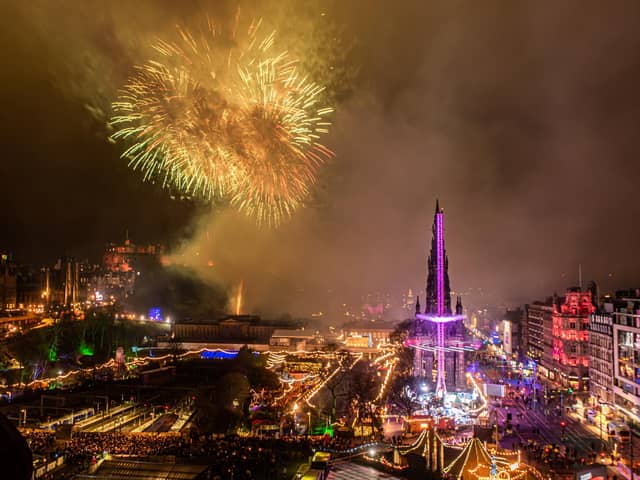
[2, 0, 640, 315]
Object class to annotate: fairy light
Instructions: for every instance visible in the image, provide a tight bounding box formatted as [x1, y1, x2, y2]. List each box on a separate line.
[466, 372, 488, 415]
[443, 440, 543, 480]
[304, 353, 362, 408]
[10, 347, 379, 401]
[374, 358, 397, 403]
[372, 351, 395, 365]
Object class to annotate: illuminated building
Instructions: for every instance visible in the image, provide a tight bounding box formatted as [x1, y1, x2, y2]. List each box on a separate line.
[89, 235, 163, 300]
[401, 288, 415, 315]
[64, 258, 79, 304]
[170, 315, 279, 351]
[361, 291, 392, 321]
[0, 253, 17, 309]
[343, 321, 395, 348]
[408, 201, 466, 396]
[103, 235, 163, 273]
[499, 308, 524, 358]
[608, 290, 640, 427]
[526, 289, 594, 391]
[584, 289, 640, 441]
[550, 288, 594, 391]
[524, 300, 552, 366]
[269, 329, 315, 350]
[589, 310, 614, 405]
[40, 257, 83, 305]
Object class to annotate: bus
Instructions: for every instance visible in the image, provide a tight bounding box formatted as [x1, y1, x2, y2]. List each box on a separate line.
[300, 472, 324, 480]
[296, 452, 331, 480]
[310, 452, 330, 479]
[295, 465, 325, 480]
[607, 421, 631, 444]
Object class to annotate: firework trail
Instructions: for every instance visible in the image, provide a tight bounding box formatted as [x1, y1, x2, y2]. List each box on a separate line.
[110, 17, 334, 226]
[235, 279, 243, 315]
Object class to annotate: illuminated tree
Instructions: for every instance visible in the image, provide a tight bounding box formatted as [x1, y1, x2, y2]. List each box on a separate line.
[349, 361, 381, 437]
[388, 374, 420, 418]
[389, 319, 413, 344]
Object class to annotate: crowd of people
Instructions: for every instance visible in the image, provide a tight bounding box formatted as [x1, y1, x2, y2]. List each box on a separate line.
[21, 429, 56, 457]
[67, 432, 188, 459]
[517, 439, 607, 474]
[21, 430, 191, 459]
[20, 427, 371, 480]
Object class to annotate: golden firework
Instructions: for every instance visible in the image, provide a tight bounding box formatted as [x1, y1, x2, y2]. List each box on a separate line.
[110, 18, 334, 226]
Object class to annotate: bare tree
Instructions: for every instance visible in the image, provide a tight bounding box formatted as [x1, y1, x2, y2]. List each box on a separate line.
[388, 374, 420, 418]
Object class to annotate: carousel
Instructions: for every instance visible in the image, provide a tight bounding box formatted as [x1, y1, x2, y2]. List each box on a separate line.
[442, 437, 545, 480]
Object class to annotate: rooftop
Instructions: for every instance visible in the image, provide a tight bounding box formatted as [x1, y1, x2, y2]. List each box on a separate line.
[74, 460, 207, 480]
[271, 329, 313, 339]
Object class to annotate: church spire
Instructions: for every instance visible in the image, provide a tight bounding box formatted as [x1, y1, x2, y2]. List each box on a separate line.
[425, 200, 452, 315]
[456, 295, 463, 315]
[415, 295, 421, 315]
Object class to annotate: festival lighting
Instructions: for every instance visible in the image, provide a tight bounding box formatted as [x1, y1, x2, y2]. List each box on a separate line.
[12, 346, 380, 412]
[416, 314, 465, 323]
[465, 372, 488, 415]
[372, 351, 396, 365]
[409, 341, 475, 353]
[304, 353, 362, 408]
[278, 374, 317, 384]
[436, 210, 444, 315]
[374, 359, 397, 403]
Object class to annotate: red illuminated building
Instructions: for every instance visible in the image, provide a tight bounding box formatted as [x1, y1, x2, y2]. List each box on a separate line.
[103, 237, 163, 273]
[550, 288, 595, 391]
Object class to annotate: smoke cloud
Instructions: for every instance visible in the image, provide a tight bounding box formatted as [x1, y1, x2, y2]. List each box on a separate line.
[3, 0, 640, 318]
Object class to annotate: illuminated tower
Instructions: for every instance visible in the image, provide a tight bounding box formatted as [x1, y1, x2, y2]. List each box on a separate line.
[410, 201, 466, 397]
[425, 200, 452, 316]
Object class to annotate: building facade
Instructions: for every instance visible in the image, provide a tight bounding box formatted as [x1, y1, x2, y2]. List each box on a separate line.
[588, 312, 614, 404]
[42, 257, 83, 305]
[172, 315, 275, 344]
[526, 289, 594, 392]
[0, 253, 17, 309]
[610, 292, 640, 427]
[525, 301, 552, 366]
[550, 288, 593, 391]
[500, 308, 524, 358]
[89, 237, 164, 301]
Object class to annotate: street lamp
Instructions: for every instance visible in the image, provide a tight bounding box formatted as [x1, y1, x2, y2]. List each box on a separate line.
[599, 405, 604, 449]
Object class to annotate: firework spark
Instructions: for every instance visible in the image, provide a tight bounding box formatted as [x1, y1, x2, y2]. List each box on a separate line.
[235, 280, 243, 316]
[110, 18, 334, 226]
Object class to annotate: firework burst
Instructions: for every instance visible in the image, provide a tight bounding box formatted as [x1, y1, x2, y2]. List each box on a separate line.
[110, 18, 334, 226]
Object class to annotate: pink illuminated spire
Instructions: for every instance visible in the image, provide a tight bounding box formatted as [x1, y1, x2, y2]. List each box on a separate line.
[436, 206, 445, 316]
[416, 200, 464, 398]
